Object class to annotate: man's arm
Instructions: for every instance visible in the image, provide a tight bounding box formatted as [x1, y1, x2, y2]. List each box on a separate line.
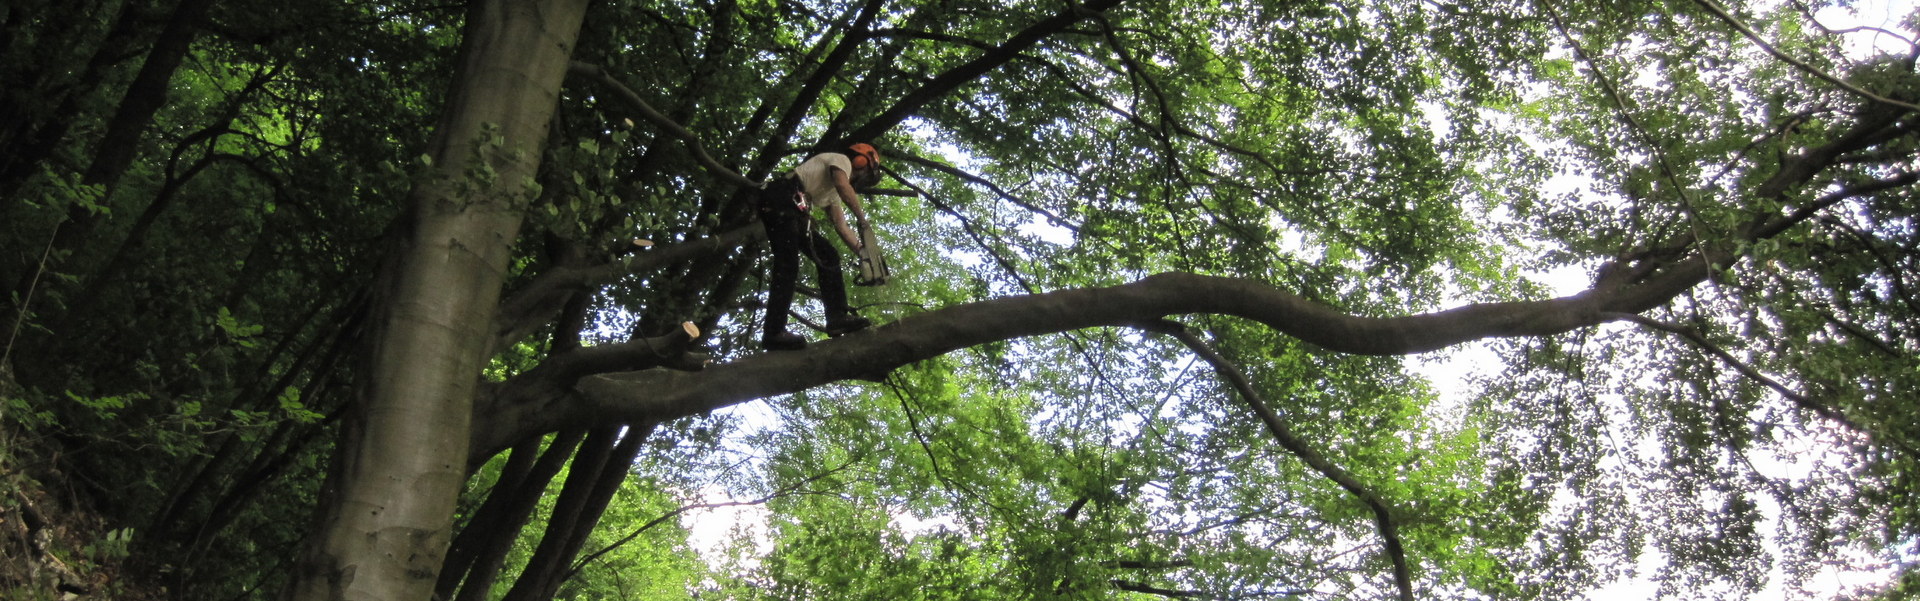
[828, 167, 867, 250]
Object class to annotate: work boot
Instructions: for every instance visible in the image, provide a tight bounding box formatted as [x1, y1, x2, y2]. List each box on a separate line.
[825, 313, 871, 338]
[763, 330, 807, 351]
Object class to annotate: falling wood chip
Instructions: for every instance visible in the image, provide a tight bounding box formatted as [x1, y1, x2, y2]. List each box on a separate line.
[633, 239, 653, 248]
[681, 321, 700, 339]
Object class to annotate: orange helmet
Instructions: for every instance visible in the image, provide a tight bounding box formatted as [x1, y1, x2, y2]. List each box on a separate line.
[848, 143, 880, 170]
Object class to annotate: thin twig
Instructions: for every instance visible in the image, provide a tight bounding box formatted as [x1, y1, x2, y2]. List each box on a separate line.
[561, 460, 855, 583]
[1787, 0, 1920, 46]
[2, 231, 58, 368]
[889, 153, 1079, 234]
[1541, 0, 1709, 242]
[884, 376, 1023, 519]
[884, 163, 1041, 294]
[1610, 313, 1826, 412]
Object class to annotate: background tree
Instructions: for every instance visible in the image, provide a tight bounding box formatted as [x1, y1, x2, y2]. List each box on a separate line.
[0, 0, 1915, 600]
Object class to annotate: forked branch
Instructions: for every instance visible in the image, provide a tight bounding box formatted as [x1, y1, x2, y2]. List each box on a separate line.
[567, 61, 761, 189]
[1141, 319, 1415, 601]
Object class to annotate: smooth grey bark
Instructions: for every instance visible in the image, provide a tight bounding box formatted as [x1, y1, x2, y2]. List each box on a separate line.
[286, 1, 590, 600]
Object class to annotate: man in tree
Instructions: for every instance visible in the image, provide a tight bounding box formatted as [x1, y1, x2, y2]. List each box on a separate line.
[757, 142, 881, 350]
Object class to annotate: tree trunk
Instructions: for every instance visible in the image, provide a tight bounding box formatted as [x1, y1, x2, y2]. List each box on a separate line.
[500, 425, 652, 601]
[439, 430, 585, 601]
[0, 0, 141, 197]
[26, 0, 217, 297]
[286, 1, 590, 600]
[82, 0, 216, 190]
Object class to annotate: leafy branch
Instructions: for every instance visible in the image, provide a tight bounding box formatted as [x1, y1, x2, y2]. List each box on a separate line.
[559, 460, 858, 585]
[1610, 312, 1920, 458]
[1140, 319, 1415, 601]
[1688, 0, 1920, 113]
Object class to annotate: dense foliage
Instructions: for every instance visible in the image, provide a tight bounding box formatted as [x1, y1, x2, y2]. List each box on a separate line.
[1, 0, 1915, 599]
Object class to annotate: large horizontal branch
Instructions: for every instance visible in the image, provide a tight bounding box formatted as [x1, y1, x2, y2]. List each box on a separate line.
[471, 91, 1902, 454]
[467, 261, 1710, 452]
[472, 322, 705, 461]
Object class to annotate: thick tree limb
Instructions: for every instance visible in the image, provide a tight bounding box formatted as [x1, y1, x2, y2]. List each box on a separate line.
[468, 261, 1710, 453]
[1753, 170, 1920, 240]
[1743, 107, 1912, 237]
[767, 0, 887, 157]
[1105, 559, 1195, 570]
[1108, 580, 1205, 598]
[472, 323, 706, 459]
[290, 1, 594, 598]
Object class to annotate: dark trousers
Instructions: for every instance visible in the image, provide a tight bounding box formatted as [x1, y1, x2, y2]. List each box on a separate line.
[759, 181, 849, 337]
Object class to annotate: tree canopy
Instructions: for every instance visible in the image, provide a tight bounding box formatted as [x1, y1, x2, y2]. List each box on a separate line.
[1, 0, 1916, 600]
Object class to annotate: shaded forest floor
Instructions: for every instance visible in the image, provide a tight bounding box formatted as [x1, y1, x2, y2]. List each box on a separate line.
[2, 366, 139, 601]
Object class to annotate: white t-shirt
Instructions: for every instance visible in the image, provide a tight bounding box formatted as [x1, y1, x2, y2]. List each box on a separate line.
[790, 152, 854, 211]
